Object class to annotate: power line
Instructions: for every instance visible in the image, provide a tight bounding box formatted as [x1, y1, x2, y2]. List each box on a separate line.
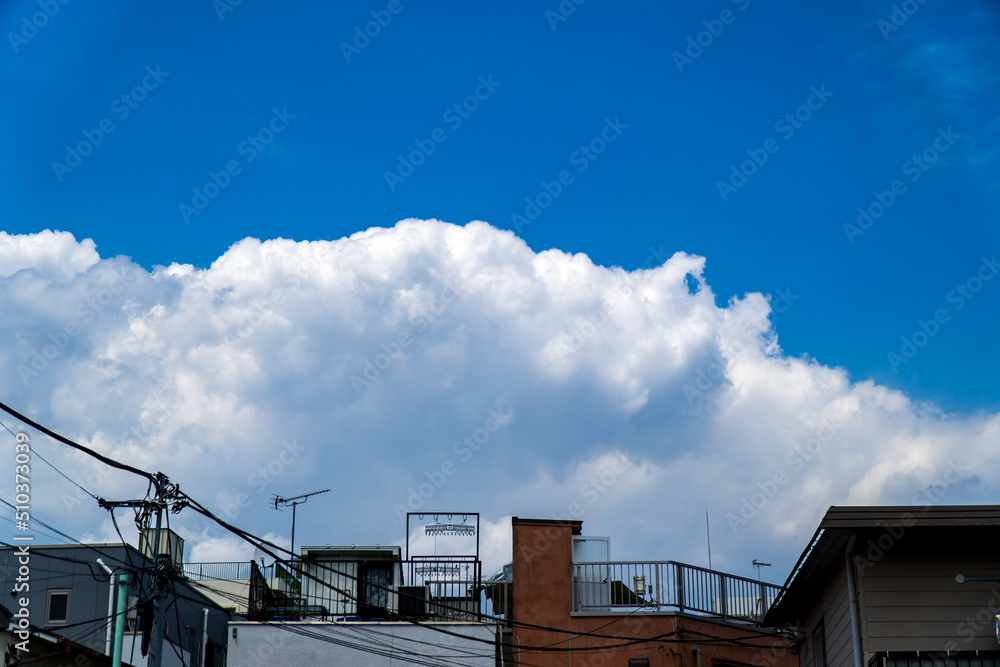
[0, 417, 100, 501]
[33, 445, 101, 500]
[0, 399, 156, 483]
[184, 494, 790, 650]
[1, 404, 793, 656]
[0, 496, 85, 545]
[185, 500, 789, 653]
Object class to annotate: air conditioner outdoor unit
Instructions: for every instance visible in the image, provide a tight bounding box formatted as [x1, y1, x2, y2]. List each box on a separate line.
[398, 585, 429, 617]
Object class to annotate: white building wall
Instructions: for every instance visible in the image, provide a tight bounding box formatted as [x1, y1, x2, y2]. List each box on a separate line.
[227, 621, 497, 667]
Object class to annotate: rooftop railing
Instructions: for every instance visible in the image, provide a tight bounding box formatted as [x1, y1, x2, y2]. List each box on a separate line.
[183, 561, 275, 581]
[572, 560, 780, 622]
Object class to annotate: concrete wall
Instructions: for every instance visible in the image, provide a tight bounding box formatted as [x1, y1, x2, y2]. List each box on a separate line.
[226, 621, 497, 667]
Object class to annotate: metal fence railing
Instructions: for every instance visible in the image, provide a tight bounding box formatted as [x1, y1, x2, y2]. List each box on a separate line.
[281, 556, 485, 621]
[401, 556, 482, 621]
[187, 558, 774, 623]
[183, 561, 275, 581]
[572, 560, 780, 622]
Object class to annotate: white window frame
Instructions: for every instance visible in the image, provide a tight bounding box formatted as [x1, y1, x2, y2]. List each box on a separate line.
[46, 589, 72, 625]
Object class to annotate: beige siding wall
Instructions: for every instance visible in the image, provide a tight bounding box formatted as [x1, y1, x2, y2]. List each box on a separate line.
[856, 553, 1000, 654]
[800, 564, 856, 667]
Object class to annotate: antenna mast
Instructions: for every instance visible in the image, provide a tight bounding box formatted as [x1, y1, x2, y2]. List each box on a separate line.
[706, 509, 713, 570]
[272, 488, 330, 560]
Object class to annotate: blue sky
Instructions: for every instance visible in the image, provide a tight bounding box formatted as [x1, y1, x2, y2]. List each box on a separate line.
[2, 1, 999, 578]
[5, 0, 997, 410]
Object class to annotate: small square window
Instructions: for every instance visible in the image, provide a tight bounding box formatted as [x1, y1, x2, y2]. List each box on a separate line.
[46, 590, 71, 625]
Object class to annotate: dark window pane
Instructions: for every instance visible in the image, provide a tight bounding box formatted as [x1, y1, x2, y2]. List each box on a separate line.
[48, 592, 69, 623]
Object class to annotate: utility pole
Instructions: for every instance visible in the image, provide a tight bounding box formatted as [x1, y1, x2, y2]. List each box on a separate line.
[99, 472, 185, 667]
[148, 499, 166, 667]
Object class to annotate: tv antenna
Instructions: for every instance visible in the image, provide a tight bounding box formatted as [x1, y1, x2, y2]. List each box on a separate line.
[752, 559, 773, 618]
[752, 559, 772, 582]
[272, 488, 330, 560]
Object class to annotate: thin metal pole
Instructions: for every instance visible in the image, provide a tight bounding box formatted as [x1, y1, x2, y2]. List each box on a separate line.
[291, 502, 297, 560]
[112, 574, 128, 667]
[706, 510, 713, 571]
[200, 608, 209, 667]
[97, 559, 115, 657]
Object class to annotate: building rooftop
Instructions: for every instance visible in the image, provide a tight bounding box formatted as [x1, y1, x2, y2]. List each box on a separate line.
[765, 504, 1000, 626]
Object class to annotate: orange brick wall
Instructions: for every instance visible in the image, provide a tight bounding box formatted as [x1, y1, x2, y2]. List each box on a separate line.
[510, 517, 798, 667]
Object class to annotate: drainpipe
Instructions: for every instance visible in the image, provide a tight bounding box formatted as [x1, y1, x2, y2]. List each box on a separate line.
[97, 559, 115, 657]
[201, 608, 209, 667]
[845, 534, 864, 667]
[694, 647, 703, 667]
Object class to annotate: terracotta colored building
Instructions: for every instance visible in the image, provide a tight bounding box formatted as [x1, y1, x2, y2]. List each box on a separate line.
[509, 517, 798, 667]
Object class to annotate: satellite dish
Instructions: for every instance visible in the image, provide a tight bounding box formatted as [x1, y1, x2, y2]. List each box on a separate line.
[253, 547, 273, 566]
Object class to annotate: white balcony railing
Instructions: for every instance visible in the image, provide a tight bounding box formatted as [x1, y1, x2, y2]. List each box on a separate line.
[572, 560, 780, 622]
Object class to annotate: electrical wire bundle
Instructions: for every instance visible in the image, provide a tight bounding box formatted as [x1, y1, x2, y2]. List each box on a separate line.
[0, 398, 796, 667]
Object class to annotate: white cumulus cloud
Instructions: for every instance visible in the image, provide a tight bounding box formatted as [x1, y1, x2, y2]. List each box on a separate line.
[0, 219, 995, 581]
